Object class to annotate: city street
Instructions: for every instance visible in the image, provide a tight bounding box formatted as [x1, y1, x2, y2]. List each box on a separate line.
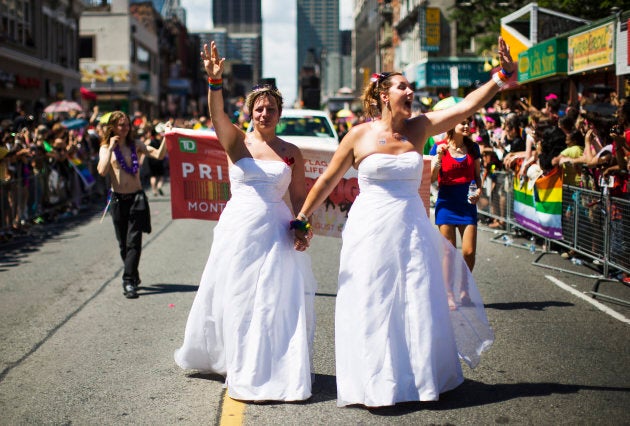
[1, 184, 629, 425]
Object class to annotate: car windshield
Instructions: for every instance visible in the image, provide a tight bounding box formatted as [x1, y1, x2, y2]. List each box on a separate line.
[276, 116, 336, 138]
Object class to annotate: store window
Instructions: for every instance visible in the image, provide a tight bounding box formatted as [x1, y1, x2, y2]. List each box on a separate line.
[0, 0, 34, 47]
[79, 35, 95, 59]
[136, 44, 151, 69]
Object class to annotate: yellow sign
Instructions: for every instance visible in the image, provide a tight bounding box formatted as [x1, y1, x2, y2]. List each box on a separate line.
[568, 22, 615, 74]
[425, 8, 440, 50]
[80, 63, 130, 83]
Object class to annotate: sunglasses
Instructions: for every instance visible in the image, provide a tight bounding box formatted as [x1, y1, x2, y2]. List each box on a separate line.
[251, 83, 278, 92]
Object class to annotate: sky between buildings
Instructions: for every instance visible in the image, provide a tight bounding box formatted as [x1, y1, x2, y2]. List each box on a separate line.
[181, 0, 353, 105]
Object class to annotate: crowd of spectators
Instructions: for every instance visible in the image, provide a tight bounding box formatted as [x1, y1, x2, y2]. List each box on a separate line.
[3, 90, 628, 258]
[0, 102, 219, 242]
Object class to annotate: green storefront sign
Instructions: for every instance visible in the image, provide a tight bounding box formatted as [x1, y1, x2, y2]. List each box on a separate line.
[518, 38, 568, 83]
[413, 59, 487, 88]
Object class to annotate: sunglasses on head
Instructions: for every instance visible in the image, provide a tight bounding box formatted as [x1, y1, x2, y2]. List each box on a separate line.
[370, 72, 392, 85]
[252, 83, 277, 92]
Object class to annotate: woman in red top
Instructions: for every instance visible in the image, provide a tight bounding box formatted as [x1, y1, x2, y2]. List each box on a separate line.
[430, 119, 482, 308]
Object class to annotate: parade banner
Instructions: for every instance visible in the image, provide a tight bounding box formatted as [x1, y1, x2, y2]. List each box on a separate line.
[513, 166, 563, 239]
[166, 129, 230, 221]
[166, 129, 432, 238]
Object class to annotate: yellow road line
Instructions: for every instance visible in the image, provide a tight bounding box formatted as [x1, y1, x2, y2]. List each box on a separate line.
[219, 390, 246, 426]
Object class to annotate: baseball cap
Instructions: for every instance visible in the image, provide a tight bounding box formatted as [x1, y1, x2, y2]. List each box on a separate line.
[545, 93, 558, 101]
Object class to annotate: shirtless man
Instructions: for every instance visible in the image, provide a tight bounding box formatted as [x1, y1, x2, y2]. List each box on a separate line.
[97, 111, 167, 298]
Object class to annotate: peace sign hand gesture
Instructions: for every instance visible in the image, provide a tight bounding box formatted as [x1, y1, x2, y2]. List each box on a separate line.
[202, 41, 225, 80]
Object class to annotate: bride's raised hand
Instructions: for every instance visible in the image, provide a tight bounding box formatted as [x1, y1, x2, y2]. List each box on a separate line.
[202, 41, 225, 79]
[497, 36, 515, 75]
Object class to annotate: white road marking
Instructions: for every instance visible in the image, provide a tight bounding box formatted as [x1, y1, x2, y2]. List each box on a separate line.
[545, 275, 630, 324]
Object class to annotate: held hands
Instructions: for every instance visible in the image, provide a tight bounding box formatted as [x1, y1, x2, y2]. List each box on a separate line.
[293, 228, 312, 252]
[291, 214, 312, 251]
[202, 41, 225, 79]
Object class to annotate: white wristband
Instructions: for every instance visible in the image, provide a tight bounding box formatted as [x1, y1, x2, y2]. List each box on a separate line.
[297, 212, 309, 222]
[492, 73, 506, 89]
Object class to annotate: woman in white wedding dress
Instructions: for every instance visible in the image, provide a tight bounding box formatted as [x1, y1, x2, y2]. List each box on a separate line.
[174, 41, 316, 402]
[296, 37, 514, 408]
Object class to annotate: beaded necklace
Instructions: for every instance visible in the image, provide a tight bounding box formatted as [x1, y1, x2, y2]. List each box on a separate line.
[113, 144, 139, 175]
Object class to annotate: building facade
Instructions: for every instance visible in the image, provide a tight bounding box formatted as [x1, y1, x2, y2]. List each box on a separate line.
[0, 0, 84, 117]
[79, 0, 160, 116]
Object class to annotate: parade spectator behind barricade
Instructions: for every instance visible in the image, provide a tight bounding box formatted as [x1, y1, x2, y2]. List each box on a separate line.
[1, 131, 19, 238]
[573, 113, 616, 189]
[516, 112, 545, 180]
[47, 136, 73, 211]
[480, 146, 504, 225]
[558, 114, 577, 136]
[484, 114, 502, 154]
[543, 93, 560, 123]
[144, 126, 166, 196]
[501, 115, 526, 172]
[131, 111, 147, 129]
[537, 126, 568, 175]
[7, 130, 33, 230]
[551, 129, 584, 187]
[602, 103, 630, 197]
[192, 116, 213, 131]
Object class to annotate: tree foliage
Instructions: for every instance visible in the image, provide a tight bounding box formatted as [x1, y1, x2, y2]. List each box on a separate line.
[449, 0, 630, 55]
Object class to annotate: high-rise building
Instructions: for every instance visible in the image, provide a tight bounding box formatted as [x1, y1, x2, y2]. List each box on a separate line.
[297, 0, 339, 72]
[213, 0, 262, 34]
[206, 0, 262, 93]
[296, 0, 340, 107]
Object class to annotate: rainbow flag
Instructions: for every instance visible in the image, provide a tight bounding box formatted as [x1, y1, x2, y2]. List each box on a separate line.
[68, 157, 95, 189]
[513, 166, 563, 239]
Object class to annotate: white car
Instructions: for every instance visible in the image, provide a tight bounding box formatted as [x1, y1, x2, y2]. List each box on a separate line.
[249, 109, 339, 150]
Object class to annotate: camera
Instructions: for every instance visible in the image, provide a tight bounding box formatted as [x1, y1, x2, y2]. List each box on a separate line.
[610, 125, 622, 136]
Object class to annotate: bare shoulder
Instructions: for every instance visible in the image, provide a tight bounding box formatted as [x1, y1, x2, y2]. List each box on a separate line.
[279, 140, 304, 160]
[135, 140, 149, 153]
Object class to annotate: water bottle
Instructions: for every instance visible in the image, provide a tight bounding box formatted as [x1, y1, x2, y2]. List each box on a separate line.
[529, 236, 536, 254]
[571, 258, 583, 266]
[467, 180, 478, 204]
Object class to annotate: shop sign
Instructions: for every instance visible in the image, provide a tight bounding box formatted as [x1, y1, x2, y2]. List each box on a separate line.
[16, 76, 41, 89]
[568, 21, 615, 74]
[0, 70, 16, 88]
[80, 63, 130, 83]
[518, 38, 567, 83]
[414, 60, 486, 88]
[421, 7, 440, 52]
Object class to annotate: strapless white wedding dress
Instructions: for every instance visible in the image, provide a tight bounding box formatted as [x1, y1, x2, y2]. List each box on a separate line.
[335, 151, 493, 407]
[175, 158, 317, 402]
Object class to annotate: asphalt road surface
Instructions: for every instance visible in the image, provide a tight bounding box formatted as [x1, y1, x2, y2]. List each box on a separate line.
[1, 185, 629, 425]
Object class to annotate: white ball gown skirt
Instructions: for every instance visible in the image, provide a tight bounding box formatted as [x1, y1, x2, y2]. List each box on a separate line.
[174, 158, 317, 402]
[335, 151, 493, 407]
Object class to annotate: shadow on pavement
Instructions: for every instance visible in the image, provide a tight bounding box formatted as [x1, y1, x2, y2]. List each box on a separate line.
[184, 372, 337, 405]
[0, 206, 103, 271]
[138, 283, 199, 295]
[484, 301, 574, 311]
[365, 379, 630, 416]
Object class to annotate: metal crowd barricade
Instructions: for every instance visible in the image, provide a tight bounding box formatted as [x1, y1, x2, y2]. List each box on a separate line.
[0, 160, 102, 238]
[477, 171, 630, 307]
